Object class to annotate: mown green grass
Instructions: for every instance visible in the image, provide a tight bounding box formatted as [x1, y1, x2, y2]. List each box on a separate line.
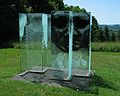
[0, 49, 120, 96]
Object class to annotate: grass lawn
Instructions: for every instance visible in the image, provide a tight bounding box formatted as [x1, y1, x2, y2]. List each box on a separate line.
[0, 49, 120, 96]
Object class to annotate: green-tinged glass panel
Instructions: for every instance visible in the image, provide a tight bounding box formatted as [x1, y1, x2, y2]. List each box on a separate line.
[51, 11, 73, 80]
[72, 12, 91, 76]
[68, 11, 73, 80]
[19, 13, 27, 71]
[26, 14, 42, 70]
[19, 13, 50, 72]
[41, 14, 51, 70]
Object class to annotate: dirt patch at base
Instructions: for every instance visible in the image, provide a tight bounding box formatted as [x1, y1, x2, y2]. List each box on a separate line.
[12, 69, 94, 91]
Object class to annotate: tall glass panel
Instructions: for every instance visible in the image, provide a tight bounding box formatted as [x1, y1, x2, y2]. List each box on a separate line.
[19, 13, 50, 72]
[51, 11, 74, 80]
[41, 14, 51, 70]
[19, 13, 27, 71]
[72, 12, 91, 76]
[27, 13, 42, 71]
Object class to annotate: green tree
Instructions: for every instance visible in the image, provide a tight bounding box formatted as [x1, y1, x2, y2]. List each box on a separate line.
[104, 25, 110, 41]
[99, 28, 105, 42]
[49, 0, 64, 11]
[111, 32, 116, 41]
[0, 0, 65, 47]
[117, 30, 120, 41]
[64, 4, 86, 12]
[0, 0, 24, 47]
[0, 0, 100, 47]
[21, 0, 64, 13]
[91, 16, 100, 42]
[21, 0, 50, 13]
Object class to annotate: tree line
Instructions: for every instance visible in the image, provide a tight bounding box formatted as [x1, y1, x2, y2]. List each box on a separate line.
[0, 0, 119, 47]
[92, 25, 120, 42]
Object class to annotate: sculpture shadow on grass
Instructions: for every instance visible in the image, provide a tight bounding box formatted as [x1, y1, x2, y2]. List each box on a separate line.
[89, 74, 120, 94]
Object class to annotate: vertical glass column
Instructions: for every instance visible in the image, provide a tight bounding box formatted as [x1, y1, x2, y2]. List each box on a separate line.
[42, 14, 48, 48]
[26, 14, 42, 71]
[19, 13, 28, 72]
[72, 12, 91, 76]
[88, 12, 92, 75]
[19, 13, 50, 72]
[68, 11, 73, 80]
[51, 11, 70, 80]
[41, 14, 51, 71]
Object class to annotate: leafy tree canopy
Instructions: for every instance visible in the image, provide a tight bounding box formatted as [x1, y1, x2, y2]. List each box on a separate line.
[64, 4, 86, 12]
[1, 0, 111, 47]
[21, 0, 64, 13]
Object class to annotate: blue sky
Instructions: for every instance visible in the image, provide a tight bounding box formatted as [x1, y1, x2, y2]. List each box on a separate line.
[63, 0, 120, 25]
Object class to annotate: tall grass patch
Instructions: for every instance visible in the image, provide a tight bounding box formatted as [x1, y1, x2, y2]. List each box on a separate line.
[92, 42, 120, 52]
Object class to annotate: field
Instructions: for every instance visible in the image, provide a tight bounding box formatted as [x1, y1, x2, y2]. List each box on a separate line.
[92, 42, 120, 52]
[0, 48, 120, 96]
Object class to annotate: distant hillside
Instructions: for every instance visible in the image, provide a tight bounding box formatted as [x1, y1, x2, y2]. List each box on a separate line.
[99, 24, 120, 31]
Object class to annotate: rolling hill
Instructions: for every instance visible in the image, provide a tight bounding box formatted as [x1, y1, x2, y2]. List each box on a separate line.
[99, 24, 120, 31]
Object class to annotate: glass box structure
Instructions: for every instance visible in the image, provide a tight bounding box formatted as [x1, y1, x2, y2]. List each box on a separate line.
[19, 11, 92, 80]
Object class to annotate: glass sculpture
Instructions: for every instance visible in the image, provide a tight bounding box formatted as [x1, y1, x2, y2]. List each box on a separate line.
[19, 11, 92, 80]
